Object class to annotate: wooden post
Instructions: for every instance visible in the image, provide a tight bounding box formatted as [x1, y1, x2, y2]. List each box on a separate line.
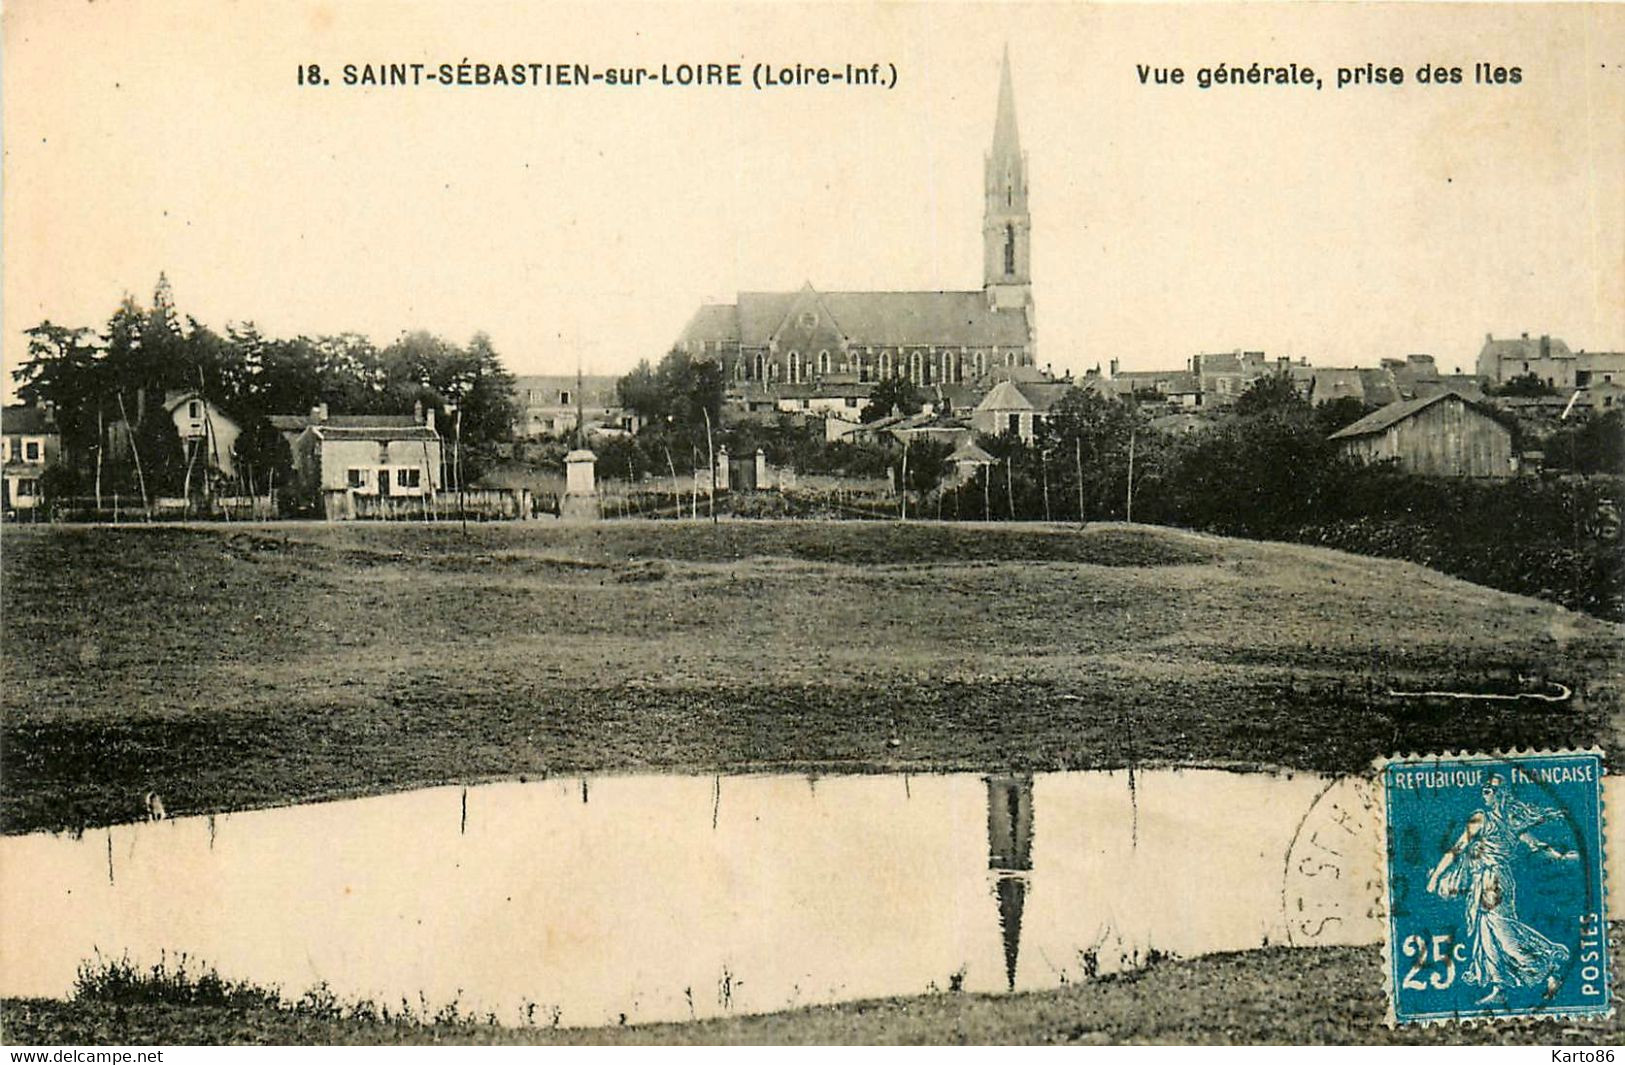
[1125, 429, 1136, 523]
[115, 392, 150, 518]
[702, 406, 716, 523]
[1075, 437, 1085, 528]
[899, 441, 909, 521]
[1006, 455, 1015, 521]
[664, 447, 679, 520]
[1041, 451, 1050, 522]
[94, 403, 104, 511]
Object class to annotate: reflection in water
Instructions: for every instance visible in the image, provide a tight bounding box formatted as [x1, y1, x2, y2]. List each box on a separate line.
[986, 776, 1033, 991]
[7, 769, 1400, 1028]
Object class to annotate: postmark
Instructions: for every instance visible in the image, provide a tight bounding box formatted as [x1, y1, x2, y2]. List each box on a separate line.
[1378, 750, 1610, 1025]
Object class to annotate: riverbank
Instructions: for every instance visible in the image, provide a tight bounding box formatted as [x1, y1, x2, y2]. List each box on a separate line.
[5, 940, 1618, 1044]
[3, 520, 1619, 835]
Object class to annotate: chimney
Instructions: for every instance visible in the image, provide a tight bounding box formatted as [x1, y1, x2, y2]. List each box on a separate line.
[310, 403, 328, 423]
[1541, 335, 1551, 358]
[426, 407, 436, 432]
[1110, 357, 1120, 377]
[1191, 353, 1203, 377]
[413, 399, 424, 424]
[1521, 332, 1530, 340]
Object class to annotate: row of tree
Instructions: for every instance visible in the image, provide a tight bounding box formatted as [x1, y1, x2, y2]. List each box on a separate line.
[14, 275, 518, 500]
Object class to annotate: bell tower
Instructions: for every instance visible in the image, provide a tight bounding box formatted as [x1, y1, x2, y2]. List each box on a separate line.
[984, 47, 1031, 312]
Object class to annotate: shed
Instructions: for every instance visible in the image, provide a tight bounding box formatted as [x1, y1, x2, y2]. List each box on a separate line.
[1329, 391, 1513, 478]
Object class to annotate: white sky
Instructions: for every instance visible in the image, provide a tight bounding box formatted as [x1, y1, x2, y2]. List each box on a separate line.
[4, 1, 1622, 389]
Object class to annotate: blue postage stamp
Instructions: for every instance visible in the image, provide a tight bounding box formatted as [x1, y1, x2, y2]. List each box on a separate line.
[1380, 750, 1610, 1024]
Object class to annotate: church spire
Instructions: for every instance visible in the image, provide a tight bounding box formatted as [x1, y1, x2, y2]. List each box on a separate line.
[992, 45, 1020, 161]
[984, 48, 1032, 309]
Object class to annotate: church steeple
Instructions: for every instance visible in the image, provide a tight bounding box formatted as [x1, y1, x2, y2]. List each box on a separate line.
[984, 46, 1031, 310]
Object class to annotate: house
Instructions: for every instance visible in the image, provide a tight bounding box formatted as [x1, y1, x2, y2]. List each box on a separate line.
[947, 439, 996, 485]
[287, 406, 445, 504]
[511, 375, 640, 439]
[1329, 391, 1514, 478]
[772, 381, 873, 422]
[972, 377, 1072, 443]
[1477, 333, 1625, 391]
[1, 403, 62, 514]
[162, 391, 241, 478]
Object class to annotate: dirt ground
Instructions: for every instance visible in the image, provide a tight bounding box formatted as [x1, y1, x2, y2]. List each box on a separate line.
[3, 520, 1620, 835]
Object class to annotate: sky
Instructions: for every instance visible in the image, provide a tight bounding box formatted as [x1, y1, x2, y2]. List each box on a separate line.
[4, 1, 1622, 390]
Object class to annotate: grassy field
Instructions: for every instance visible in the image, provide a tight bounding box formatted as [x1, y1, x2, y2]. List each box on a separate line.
[6, 940, 1621, 1045]
[2, 519, 1620, 835]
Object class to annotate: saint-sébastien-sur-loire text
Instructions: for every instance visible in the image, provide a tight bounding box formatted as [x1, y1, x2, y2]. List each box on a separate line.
[295, 61, 898, 90]
[1135, 61, 1522, 91]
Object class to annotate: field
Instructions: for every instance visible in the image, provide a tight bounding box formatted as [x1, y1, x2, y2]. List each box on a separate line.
[2, 519, 1620, 835]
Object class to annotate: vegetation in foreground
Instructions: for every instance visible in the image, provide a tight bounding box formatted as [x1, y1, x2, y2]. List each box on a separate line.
[5, 937, 1621, 1045]
[2, 520, 1619, 835]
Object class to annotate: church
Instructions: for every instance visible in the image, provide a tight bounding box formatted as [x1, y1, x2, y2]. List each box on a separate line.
[675, 50, 1037, 395]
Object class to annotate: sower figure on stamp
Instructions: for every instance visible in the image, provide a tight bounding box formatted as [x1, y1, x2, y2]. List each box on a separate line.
[1426, 774, 1576, 1006]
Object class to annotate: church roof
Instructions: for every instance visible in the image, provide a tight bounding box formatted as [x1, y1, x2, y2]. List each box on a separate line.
[682, 290, 1031, 349]
[680, 304, 740, 345]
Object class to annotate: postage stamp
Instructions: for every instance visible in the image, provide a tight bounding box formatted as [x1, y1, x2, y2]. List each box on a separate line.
[1379, 750, 1610, 1025]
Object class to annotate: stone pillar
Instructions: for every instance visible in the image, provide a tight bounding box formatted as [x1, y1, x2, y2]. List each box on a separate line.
[715, 446, 730, 492]
[755, 448, 768, 490]
[562, 448, 598, 521]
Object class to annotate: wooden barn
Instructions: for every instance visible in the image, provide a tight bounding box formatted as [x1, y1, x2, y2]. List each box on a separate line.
[1329, 391, 1514, 478]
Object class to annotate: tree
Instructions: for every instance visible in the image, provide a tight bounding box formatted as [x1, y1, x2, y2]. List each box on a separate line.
[1232, 371, 1310, 418]
[655, 349, 724, 432]
[860, 377, 923, 423]
[13, 322, 102, 456]
[1314, 396, 1375, 436]
[616, 359, 664, 422]
[1037, 386, 1146, 520]
[1494, 373, 1557, 398]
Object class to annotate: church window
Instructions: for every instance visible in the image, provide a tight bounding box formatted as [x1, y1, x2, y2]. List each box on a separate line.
[1006, 350, 1016, 368]
[880, 351, 893, 379]
[1004, 224, 1016, 276]
[909, 351, 922, 384]
[754, 353, 767, 381]
[818, 350, 831, 376]
[788, 351, 801, 384]
[975, 350, 987, 377]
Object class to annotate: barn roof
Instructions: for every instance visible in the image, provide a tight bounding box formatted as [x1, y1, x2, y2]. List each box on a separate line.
[1328, 390, 1500, 440]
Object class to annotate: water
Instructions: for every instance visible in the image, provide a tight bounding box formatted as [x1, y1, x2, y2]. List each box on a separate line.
[0, 769, 1418, 1027]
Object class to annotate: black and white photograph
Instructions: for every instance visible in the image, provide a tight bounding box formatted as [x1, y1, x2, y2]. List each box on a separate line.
[1, 0, 1622, 1048]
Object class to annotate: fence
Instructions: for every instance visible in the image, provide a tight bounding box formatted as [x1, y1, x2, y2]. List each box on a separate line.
[24, 494, 279, 523]
[321, 487, 532, 522]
